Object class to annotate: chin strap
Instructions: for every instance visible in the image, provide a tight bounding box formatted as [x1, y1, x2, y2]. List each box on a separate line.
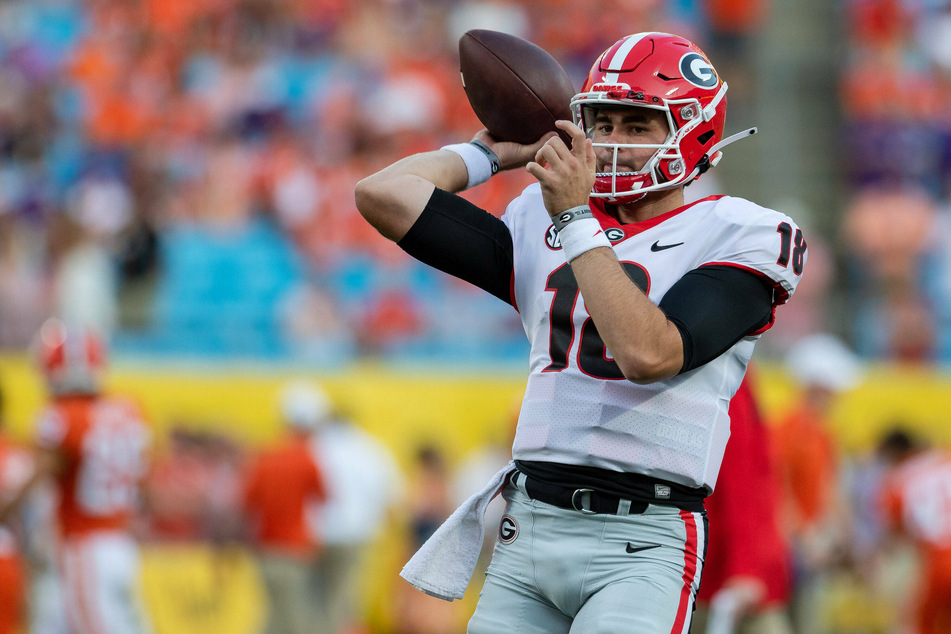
[694, 127, 758, 176]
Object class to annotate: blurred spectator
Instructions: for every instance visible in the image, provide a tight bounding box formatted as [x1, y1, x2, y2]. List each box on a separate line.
[145, 427, 245, 544]
[202, 431, 247, 545]
[145, 428, 214, 541]
[838, 0, 951, 366]
[52, 187, 127, 337]
[842, 186, 939, 363]
[700, 0, 765, 120]
[0, 214, 47, 347]
[242, 386, 327, 634]
[770, 333, 864, 634]
[879, 428, 951, 634]
[277, 281, 357, 364]
[0, 318, 153, 634]
[394, 444, 459, 634]
[695, 370, 793, 634]
[449, 408, 517, 597]
[282, 380, 405, 634]
[830, 426, 922, 633]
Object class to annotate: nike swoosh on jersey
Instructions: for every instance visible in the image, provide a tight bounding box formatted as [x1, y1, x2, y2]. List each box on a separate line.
[650, 240, 684, 251]
[626, 543, 662, 554]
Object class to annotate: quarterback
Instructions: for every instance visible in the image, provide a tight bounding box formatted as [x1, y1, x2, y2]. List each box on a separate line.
[356, 32, 805, 633]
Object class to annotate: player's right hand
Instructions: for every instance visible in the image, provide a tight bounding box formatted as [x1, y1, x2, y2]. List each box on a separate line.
[526, 120, 597, 218]
[472, 128, 557, 171]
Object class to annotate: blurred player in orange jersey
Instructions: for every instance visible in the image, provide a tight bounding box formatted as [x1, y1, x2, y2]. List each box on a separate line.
[243, 382, 327, 634]
[879, 429, 951, 634]
[0, 385, 34, 634]
[0, 318, 153, 634]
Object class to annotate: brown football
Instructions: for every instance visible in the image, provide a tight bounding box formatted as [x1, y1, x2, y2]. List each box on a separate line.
[459, 29, 575, 145]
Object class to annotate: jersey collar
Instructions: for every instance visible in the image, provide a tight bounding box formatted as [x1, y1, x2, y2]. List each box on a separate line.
[588, 195, 725, 236]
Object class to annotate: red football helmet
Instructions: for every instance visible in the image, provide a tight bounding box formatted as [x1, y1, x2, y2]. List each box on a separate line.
[571, 32, 749, 204]
[36, 319, 106, 396]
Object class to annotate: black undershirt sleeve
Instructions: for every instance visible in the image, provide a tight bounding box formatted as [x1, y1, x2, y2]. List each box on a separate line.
[397, 187, 515, 305]
[658, 265, 775, 373]
[398, 189, 773, 371]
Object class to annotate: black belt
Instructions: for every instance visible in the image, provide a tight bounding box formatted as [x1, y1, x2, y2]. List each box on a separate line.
[514, 471, 705, 515]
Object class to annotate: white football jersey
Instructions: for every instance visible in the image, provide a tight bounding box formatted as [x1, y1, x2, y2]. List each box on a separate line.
[502, 185, 805, 491]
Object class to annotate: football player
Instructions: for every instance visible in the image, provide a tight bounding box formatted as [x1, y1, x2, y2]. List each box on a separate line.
[0, 319, 153, 634]
[356, 32, 805, 632]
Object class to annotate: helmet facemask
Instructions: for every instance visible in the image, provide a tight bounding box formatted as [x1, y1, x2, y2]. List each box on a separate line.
[571, 83, 728, 205]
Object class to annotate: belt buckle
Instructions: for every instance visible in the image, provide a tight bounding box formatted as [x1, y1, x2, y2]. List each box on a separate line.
[571, 488, 597, 514]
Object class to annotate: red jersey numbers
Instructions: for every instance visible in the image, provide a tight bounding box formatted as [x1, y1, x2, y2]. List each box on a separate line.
[543, 261, 649, 379]
[776, 222, 806, 275]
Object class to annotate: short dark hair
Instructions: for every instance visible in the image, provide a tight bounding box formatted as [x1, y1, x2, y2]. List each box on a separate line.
[876, 427, 918, 461]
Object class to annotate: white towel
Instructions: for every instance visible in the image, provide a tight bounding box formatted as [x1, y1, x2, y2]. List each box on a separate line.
[400, 461, 516, 601]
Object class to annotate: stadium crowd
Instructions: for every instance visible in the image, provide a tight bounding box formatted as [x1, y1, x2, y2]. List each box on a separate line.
[0, 0, 948, 365]
[0, 0, 924, 365]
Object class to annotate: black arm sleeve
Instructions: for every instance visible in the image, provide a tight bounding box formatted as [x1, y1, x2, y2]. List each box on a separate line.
[658, 265, 775, 373]
[397, 188, 515, 305]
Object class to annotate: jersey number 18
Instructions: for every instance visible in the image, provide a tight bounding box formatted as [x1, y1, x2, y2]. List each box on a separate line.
[543, 261, 649, 380]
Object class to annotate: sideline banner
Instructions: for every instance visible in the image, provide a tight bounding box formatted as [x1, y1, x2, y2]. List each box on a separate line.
[140, 544, 266, 634]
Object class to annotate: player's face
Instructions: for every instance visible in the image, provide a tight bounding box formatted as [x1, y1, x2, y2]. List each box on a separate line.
[589, 106, 670, 173]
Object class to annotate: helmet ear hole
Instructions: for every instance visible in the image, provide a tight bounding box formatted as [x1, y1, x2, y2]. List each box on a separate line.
[696, 130, 715, 146]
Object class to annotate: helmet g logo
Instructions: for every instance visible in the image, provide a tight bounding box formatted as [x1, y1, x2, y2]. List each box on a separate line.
[679, 52, 718, 89]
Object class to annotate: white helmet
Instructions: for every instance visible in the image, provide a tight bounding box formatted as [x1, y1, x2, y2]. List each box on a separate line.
[280, 381, 332, 431]
[785, 334, 864, 393]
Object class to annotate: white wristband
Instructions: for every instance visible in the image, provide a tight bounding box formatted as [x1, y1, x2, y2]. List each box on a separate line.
[440, 142, 499, 190]
[558, 217, 612, 262]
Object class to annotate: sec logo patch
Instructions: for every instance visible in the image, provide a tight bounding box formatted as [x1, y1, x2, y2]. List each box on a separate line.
[499, 515, 519, 544]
